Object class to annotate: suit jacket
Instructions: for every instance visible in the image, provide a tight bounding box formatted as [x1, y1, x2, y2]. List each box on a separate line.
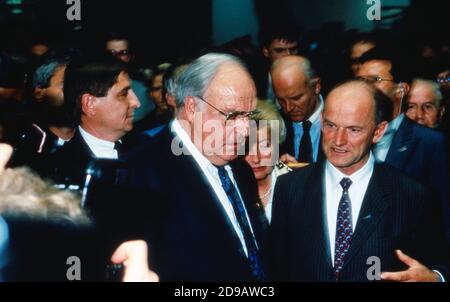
[126, 126, 268, 282]
[385, 117, 450, 238]
[279, 111, 325, 162]
[269, 162, 450, 282]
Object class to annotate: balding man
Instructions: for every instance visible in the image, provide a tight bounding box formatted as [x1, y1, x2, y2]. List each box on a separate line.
[406, 79, 446, 129]
[270, 79, 450, 282]
[271, 55, 324, 164]
[271, 56, 323, 163]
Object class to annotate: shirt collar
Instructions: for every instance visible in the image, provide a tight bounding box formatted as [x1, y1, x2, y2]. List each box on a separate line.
[387, 113, 404, 133]
[78, 126, 115, 150]
[171, 119, 230, 174]
[326, 152, 375, 189]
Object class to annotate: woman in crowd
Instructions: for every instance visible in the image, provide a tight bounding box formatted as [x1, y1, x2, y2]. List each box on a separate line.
[245, 100, 290, 223]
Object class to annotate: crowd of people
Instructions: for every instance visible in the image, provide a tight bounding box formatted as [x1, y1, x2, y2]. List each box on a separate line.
[0, 25, 449, 282]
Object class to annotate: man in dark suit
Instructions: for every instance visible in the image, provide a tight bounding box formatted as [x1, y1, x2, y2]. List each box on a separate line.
[357, 47, 450, 239]
[45, 56, 140, 185]
[271, 56, 324, 164]
[270, 80, 450, 282]
[127, 53, 267, 281]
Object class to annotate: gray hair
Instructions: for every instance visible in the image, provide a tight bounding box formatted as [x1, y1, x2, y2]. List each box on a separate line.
[164, 63, 189, 101]
[410, 78, 443, 107]
[33, 59, 69, 88]
[174, 53, 247, 109]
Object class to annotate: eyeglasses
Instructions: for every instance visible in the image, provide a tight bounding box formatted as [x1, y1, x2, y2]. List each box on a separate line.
[107, 49, 131, 57]
[195, 96, 258, 121]
[355, 75, 396, 84]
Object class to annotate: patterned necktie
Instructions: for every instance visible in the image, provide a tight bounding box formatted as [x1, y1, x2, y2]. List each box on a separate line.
[334, 177, 353, 280]
[298, 120, 313, 163]
[217, 166, 265, 281]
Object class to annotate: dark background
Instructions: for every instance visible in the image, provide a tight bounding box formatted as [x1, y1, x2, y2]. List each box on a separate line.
[0, 0, 449, 65]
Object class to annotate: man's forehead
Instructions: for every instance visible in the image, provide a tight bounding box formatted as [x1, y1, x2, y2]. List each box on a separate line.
[106, 40, 129, 50]
[326, 84, 373, 109]
[409, 88, 436, 104]
[111, 72, 130, 89]
[359, 60, 392, 74]
[271, 39, 298, 47]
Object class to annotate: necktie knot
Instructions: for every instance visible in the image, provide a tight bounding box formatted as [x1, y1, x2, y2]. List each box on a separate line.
[340, 177, 352, 192]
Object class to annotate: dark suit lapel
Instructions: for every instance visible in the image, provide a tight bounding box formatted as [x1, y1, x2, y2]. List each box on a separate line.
[71, 130, 96, 161]
[343, 165, 390, 265]
[385, 118, 417, 169]
[305, 163, 334, 272]
[169, 131, 249, 261]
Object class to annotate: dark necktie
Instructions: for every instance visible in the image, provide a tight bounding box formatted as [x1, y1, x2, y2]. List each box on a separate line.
[298, 120, 313, 163]
[217, 166, 265, 281]
[334, 177, 353, 280]
[114, 141, 123, 158]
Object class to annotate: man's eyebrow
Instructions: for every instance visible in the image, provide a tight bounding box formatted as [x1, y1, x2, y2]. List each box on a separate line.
[118, 85, 131, 94]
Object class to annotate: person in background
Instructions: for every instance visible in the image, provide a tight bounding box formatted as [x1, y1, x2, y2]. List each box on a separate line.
[348, 33, 377, 75]
[271, 55, 324, 165]
[406, 78, 445, 129]
[105, 32, 154, 124]
[245, 100, 289, 223]
[10, 57, 75, 172]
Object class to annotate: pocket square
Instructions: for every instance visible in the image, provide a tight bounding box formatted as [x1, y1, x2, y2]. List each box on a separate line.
[398, 146, 408, 152]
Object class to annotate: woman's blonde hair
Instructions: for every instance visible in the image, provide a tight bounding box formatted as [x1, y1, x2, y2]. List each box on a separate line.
[252, 100, 286, 144]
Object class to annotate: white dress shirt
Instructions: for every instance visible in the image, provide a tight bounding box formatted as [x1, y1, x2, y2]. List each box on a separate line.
[78, 126, 118, 159]
[324, 152, 445, 280]
[292, 95, 324, 162]
[325, 153, 375, 264]
[373, 114, 404, 162]
[171, 119, 256, 256]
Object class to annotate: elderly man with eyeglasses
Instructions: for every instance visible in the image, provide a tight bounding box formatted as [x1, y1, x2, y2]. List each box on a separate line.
[127, 53, 267, 282]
